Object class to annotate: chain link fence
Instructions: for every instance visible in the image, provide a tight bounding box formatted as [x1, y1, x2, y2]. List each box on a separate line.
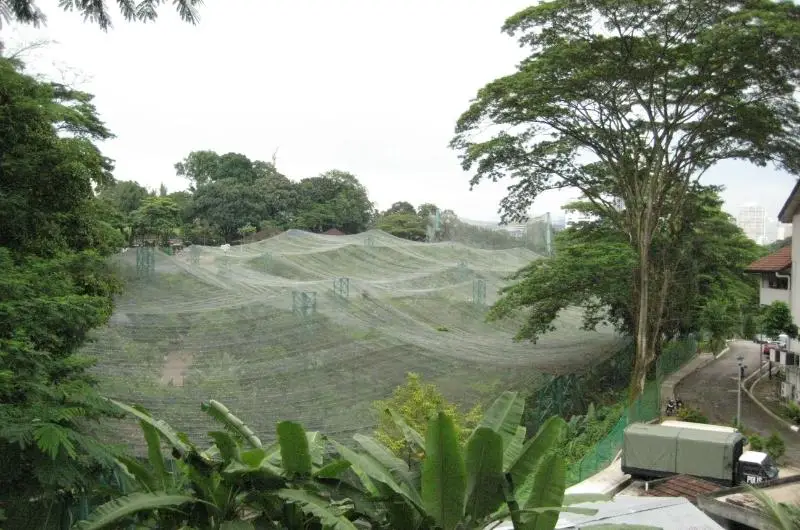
[565, 336, 697, 486]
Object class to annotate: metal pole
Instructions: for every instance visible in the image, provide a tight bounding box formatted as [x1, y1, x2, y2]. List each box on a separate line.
[736, 354, 744, 428]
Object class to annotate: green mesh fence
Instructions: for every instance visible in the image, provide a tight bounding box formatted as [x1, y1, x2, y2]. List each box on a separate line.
[565, 336, 696, 486]
[50, 338, 697, 525]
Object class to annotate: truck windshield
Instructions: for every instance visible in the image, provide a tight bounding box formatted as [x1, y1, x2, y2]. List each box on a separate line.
[764, 457, 779, 478]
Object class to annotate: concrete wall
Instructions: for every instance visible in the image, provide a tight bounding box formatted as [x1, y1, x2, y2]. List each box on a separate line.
[761, 286, 791, 306]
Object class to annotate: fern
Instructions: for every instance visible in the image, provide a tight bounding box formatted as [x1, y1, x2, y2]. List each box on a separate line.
[74, 492, 196, 530]
[33, 422, 77, 459]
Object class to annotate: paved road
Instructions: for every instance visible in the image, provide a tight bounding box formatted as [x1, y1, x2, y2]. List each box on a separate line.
[675, 340, 800, 465]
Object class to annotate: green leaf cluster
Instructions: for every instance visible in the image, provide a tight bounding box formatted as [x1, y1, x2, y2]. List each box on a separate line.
[373, 373, 482, 458]
[0, 56, 127, 528]
[74, 392, 632, 530]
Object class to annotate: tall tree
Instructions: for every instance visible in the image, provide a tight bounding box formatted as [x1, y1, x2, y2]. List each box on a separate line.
[452, 0, 800, 396]
[376, 212, 428, 241]
[174, 150, 222, 190]
[97, 180, 150, 217]
[489, 187, 762, 362]
[294, 170, 374, 234]
[130, 196, 181, 244]
[0, 57, 123, 527]
[385, 201, 417, 215]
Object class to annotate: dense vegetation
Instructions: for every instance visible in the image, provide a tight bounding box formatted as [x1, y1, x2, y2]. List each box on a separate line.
[452, 0, 800, 396]
[489, 186, 763, 354]
[0, 56, 129, 527]
[4, 0, 800, 528]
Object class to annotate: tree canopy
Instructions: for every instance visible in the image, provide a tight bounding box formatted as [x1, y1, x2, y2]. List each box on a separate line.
[490, 186, 762, 359]
[3, 0, 203, 30]
[453, 0, 800, 395]
[176, 153, 376, 241]
[0, 57, 124, 527]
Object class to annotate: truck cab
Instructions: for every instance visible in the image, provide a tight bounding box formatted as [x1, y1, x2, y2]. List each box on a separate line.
[738, 451, 779, 485]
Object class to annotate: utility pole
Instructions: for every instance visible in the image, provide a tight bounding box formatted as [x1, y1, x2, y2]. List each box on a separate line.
[736, 354, 745, 428]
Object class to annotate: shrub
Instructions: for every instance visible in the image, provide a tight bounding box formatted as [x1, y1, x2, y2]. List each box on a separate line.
[677, 406, 709, 424]
[782, 401, 800, 424]
[765, 432, 786, 461]
[748, 434, 764, 451]
[373, 372, 481, 457]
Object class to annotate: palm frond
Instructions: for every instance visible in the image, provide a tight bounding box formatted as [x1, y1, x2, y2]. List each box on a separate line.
[107, 398, 192, 456]
[74, 491, 196, 530]
[747, 486, 800, 530]
[201, 400, 262, 449]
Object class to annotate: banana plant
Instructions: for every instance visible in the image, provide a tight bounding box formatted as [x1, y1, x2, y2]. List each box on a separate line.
[336, 391, 609, 530]
[73, 399, 366, 530]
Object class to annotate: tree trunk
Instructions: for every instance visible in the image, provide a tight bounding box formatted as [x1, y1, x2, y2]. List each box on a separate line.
[630, 229, 655, 403]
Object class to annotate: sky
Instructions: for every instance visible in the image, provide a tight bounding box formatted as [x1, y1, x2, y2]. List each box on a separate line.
[5, 0, 798, 222]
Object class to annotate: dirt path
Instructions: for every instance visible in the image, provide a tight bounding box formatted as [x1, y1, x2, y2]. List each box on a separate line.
[160, 351, 192, 387]
[675, 340, 800, 465]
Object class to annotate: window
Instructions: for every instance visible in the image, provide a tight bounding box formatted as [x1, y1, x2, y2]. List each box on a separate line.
[766, 273, 789, 290]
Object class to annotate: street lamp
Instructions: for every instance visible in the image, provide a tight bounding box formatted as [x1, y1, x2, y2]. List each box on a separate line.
[736, 354, 746, 428]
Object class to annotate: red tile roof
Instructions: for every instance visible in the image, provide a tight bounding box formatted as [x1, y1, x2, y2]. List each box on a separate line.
[745, 246, 791, 273]
[323, 228, 345, 236]
[643, 475, 723, 504]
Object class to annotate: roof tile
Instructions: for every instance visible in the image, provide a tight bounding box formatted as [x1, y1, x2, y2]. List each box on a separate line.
[745, 246, 791, 273]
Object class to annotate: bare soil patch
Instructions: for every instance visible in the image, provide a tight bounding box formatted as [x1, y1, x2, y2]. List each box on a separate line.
[160, 351, 192, 387]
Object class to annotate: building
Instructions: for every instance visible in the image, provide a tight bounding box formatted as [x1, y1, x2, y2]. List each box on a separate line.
[777, 222, 793, 241]
[492, 494, 723, 530]
[563, 210, 596, 229]
[736, 204, 767, 244]
[745, 245, 791, 307]
[777, 180, 800, 328]
[697, 474, 800, 529]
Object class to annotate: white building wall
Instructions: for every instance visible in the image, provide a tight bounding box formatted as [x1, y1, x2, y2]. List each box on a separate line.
[761, 286, 791, 306]
[793, 213, 800, 328]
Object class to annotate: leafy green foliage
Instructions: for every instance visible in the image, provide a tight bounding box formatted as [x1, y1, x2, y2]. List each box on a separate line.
[355, 391, 583, 530]
[488, 188, 760, 395]
[422, 412, 467, 529]
[748, 485, 800, 530]
[766, 432, 787, 461]
[176, 151, 376, 241]
[376, 212, 428, 241]
[760, 302, 798, 340]
[80, 392, 582, 530]
[0, 56, 126, 528]
[130, 196, 181, 244]
[293, 170, 375, 234]
[452, 0, 800, 396]
[84, 401, 364, 529]
[557, 403, 625, 465]
[74, 492, 197, 530]
[373, 373, 482, 457]
[749, 434, 764, 452]
[781, 402, 800, 425]
[676, 406, 709, 424]
[4, 0, 203, 29]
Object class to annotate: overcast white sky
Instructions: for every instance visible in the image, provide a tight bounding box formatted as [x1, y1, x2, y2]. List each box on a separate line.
[5, 1, 797, 222]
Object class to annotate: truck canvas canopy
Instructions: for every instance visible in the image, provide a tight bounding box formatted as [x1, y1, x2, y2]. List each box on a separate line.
[623, 423, 745, 484]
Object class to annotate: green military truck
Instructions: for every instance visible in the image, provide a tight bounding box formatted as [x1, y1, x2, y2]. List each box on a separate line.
[622, 423, 779, 486]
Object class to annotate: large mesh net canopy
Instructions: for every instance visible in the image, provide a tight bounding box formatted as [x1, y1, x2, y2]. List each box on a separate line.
[85, 229, 621, 448]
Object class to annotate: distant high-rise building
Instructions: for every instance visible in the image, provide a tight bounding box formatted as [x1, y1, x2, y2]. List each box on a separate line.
[564, 210, 596, 228]
[737, 204, 767, 244]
